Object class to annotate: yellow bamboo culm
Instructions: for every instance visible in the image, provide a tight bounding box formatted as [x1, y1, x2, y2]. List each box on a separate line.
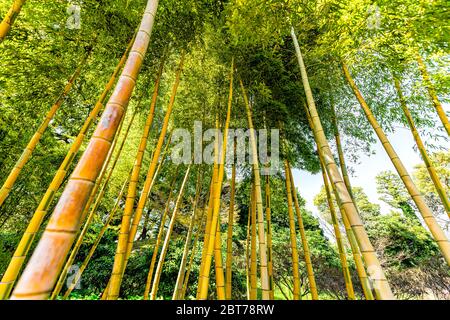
[394, 78, 450, 217]
[265, 175, 275, 300]
[323, 104, 375, 300]
[121, 55, 183, 280]
[225, 143, 236, 300]
[0, 40, 134, 300]
[50, 109, 133, 299]
[197, 60, 234, 300]
[107, 53, 178, 300]
[173, 171, 203, 300]
[291, 27, 394, 300]
[142, 166, 179, 300]
[416, 55, 450, 136]
[149, 165, 191, 300]
[318, 157, 355, 299]
[283, 161, 302, 300]
[342, 62, 450, 266]
[180, 198, 209, 299]
[0, 0, 27, 42]
[63, 172, 130, 299]
[0, 52, 90, 209]
[249, 182, 258, 300]
[287, 162, 318, 299]
[239, 78, 271, 300]
[196, 173, 216, 297]
[214, 223, 226, 299]
[245, 205, 251, 300]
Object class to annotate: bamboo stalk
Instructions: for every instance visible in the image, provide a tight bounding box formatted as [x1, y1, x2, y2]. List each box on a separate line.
[306, 104, 374, 300]
[319, 158, 355, 299]
[249, 182, 258, 300]
[265, 175, 275, 300]
[342, 62, 450, 266]
[0, 38, 134, 300]
[214, 223, 226, 299]
[0, 51, 91, 208]
[149, 165, 191, 300]
[225, 141, 236, 300]
[287, 162, 319, 299]
[291, 28, 394, 299]
[107, 51, 172, 300]
[197, 60, 234, 299]
[180, 195, 209, 299]
[143, 166, 180, 299]
[0, 0, 27, 42]
[63, 172, 131, 299]
[394, 78, 450, 217]
[239, 78, 271, 300]
[173, 170, 203, 299]
[245, 205, 251, 300]
[416, 55, 450, 136]
[283, 161, 301, 300]
[10, 0, 159, 299]
[196, 171, 216, 297]
[50, 109, 133, 299]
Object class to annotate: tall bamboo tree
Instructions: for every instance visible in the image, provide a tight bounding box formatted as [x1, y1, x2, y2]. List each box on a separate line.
[173, 170, 203, 299]
[287, 162, 318, 299]
[394, 77, 450, 217]
[50, 108, 133, 299]
[107, 51, 181, 300]
[283, 161, 301, 300]
[10, 0, 159, 299]
[249, 182, 257, 300]
[342, 62, 450, 265]
[291, 28, 394, 299]
[63, 172, 131, 299]
[225, 139, 236, 300]
[319, 158, 355, 299]
[239, 77, 271, 300]
[0, 38, 134, 300]
[149, 165, 191, 300]
[265, 175, 275, 300]
[197, 60, 234, 299]
[306, 104, 374, 300]
[143, 166, 180, 300]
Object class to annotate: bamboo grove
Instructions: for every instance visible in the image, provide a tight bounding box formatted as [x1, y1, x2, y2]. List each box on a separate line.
[0, 0, 449, 300]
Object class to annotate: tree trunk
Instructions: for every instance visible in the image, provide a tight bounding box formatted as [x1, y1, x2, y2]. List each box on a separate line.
[0, 38, 132, 300]
[63, 172, 131, 299]
[394, 77, 450, 217]
[265, 175, 275, 300]
[0, 0, 27, 42]
[149, 165, 191, 300]
[11, 0, 159, 299]
[173, 170, 203, 299]
[225, 141, 236, 300]
[287, 162, 318, 300]
[108, 50, 174, 300]
[284, 161, 301, 300]
[51, 111, 131, 299]
[342, 61, 450, 266]
[239, 77, 271, 300]
[291, 27, 394, 299]
[328, 104, 375, 300]
[197, 60, 234, 299]
[143, 166, 179, 300]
